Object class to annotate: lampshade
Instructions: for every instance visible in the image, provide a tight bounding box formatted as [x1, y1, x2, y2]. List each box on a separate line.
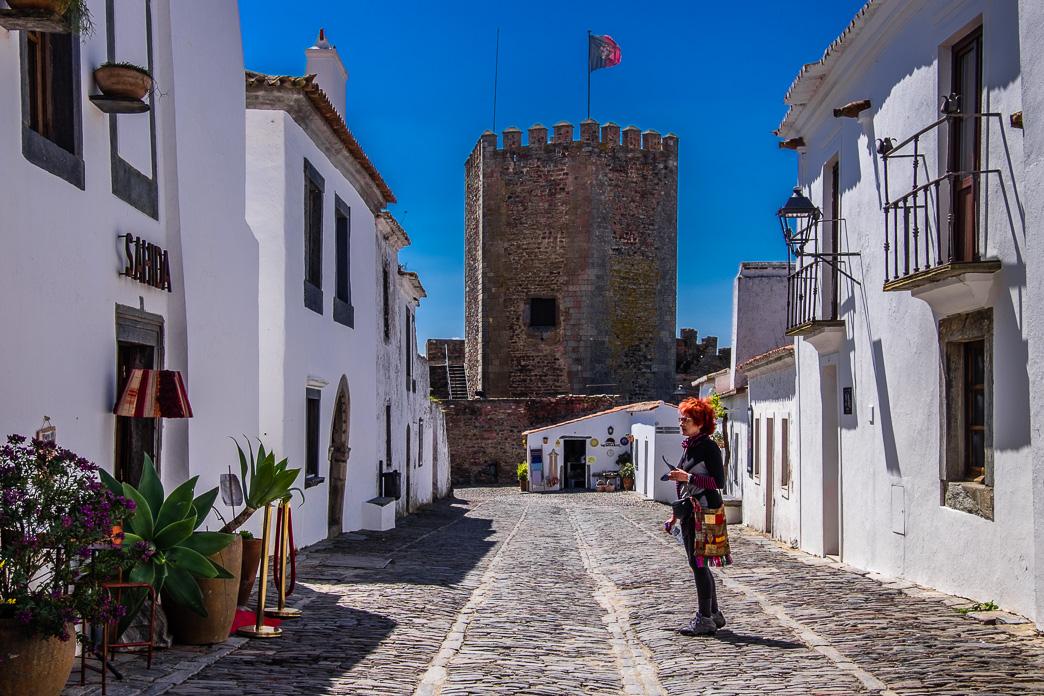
[114, 369, 193, 418]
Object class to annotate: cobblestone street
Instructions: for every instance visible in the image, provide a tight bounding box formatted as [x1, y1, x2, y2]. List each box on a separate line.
[68, 487, 1044, 695]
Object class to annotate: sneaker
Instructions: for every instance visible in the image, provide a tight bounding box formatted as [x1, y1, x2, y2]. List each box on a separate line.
[679, 613, 717, 636]
[711, 610, 726, 629]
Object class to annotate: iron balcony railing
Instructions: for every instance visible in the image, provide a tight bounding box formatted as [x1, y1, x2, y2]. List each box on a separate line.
[879, 107, 1003, 285]
[786, 255, 848, 332]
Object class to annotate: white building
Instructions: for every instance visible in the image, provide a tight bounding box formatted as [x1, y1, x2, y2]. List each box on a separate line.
[375, 215, 453, 518]
[737, 346, 797, 545]
[693, 263, 790, 503]
[775, 0, 1044, 622]
[522, 402, 679, 492]
[245, 33, 450, 545]
[0, 1, 259, 519]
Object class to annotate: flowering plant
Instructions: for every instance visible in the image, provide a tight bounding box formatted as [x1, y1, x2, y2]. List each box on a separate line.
[0, 435, 135, 641]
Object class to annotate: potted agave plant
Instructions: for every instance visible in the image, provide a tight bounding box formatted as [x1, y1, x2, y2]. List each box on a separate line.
[98, 455, 238, 645]
[221, 438, 301, 607]
[94, 61, 152, 100]
[0, 435, 134, 696]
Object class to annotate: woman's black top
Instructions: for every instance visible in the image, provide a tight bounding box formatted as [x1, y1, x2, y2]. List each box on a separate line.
[677, 435, 725, 509]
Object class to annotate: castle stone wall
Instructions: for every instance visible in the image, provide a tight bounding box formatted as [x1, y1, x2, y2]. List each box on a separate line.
[464, 123, 678, 402]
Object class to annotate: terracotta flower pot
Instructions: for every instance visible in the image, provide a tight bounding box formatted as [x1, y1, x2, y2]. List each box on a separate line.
[6, 0, 63, 11]
[0, 619, 76, 696]
[93, 65, 152, 100]
[167, 535, 242, 645]
[237, 536, 264, 606]
[519, 478, 529, 492]
[623, 477, 634, 491]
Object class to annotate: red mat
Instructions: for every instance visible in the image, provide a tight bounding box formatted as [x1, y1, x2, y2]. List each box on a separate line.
[229, 608, 283, 635]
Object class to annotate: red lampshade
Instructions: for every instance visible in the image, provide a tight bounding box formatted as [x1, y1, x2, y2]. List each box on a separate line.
[114, 369, 193, 418]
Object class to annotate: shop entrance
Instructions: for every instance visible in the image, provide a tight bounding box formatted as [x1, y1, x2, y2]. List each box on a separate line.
[563, 439, 588, 489]
[114, 305, 163, 486]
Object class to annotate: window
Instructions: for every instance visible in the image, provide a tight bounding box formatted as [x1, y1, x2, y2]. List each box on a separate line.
[963, 341, 986, 480]
[418, 418, 424, 467]
[21, 31, 83, 188]
[382, 263, 391, 340]
[303, 159, 324, 313]
[940, 309, 992, 519]
[781, 418, 790, 490]
[305, 388, 322, 486]
[529, 298, 557, 328]
[949, 27, 982, 263]
[405, 309, 413, 389]
[333, 197, 353, 327]
[755, 419, 763, 479]
[766, 417, 775, 485]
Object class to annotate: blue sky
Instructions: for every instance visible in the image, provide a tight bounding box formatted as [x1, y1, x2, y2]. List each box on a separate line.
[241, 0, 868, 348]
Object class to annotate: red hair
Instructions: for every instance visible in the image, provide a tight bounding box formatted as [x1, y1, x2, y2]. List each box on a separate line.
[678, 397, 716, 435]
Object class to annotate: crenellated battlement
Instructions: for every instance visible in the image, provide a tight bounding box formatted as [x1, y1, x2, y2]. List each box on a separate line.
[474, 120, 678, 154]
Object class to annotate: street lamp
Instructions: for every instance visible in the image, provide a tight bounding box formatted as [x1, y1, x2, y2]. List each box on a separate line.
[777, 186, 821, 256]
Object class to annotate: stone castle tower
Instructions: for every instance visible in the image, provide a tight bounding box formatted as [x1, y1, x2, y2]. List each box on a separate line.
[464, 120, 678, 401]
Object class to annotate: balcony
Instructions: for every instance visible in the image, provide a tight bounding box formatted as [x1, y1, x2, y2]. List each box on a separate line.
[879, 107, 1003, 317]
[786, 256, 847, 354]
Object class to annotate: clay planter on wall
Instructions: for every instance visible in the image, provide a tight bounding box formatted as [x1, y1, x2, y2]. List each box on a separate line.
[5, 0, 63, 10]
[0, 619, 76, 696]
[237, 536, 264, 606]
[93, 64, 152, 100]
[167, 535, 242, 645]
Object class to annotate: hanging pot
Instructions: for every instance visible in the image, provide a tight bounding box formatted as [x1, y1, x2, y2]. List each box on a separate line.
[0, 619, 76, 696]
[6, 0, 63, 11]
[93, 64, 152, 100]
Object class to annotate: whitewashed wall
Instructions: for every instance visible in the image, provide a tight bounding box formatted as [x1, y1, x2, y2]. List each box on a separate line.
[246, 108, 380, 547]
[1019, 0, 1044, 628]
[783, 0, 1035, 618]
[742, 362, 798, 546]
[0, 0, 259, 525]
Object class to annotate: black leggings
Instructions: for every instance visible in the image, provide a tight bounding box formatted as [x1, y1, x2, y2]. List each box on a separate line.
[693, 566, 718, 617]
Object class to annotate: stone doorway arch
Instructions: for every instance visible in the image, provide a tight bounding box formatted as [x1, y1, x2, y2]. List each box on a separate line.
[327, 376, 350, 538]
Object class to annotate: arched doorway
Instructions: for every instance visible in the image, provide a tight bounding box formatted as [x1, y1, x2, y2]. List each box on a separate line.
[327, 376, 350, 538]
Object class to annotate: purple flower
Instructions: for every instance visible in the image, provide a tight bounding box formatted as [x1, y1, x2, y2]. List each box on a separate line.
[7, 435, 26, 445]
[61, 514, 72, 528]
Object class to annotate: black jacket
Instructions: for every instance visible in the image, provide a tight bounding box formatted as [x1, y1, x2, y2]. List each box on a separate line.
[677, 435, 725, 509]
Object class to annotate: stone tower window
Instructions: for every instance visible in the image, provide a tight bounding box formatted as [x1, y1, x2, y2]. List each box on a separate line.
[529, 298, 557, 329]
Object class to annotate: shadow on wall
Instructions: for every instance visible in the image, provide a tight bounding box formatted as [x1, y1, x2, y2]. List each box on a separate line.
[870, 338, 902, 478]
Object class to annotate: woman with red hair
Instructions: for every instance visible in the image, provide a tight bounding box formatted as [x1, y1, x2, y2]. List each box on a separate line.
[666, 396, 732, 636]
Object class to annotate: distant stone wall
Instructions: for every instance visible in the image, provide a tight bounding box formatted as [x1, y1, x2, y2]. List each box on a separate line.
[443, 395, 620, 485]
[676, 328, 731, 390]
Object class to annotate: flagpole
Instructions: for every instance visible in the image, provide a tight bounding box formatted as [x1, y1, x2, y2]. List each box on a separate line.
[492, 27, 500, 131]
[586, 29, 591, 120]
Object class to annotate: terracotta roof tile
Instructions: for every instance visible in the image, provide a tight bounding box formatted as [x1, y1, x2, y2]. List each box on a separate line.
[737, 344, 795, 373]
[522, 400, 676, 436]
[245, 71, 395, 204]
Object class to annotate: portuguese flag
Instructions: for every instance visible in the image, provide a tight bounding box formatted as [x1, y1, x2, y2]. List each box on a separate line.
[589, 34, 622, 72]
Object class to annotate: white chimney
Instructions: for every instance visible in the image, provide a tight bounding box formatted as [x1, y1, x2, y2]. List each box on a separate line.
[305, 28, 348, 119]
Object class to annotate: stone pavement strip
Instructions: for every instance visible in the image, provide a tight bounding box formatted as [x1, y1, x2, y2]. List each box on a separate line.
[64, 487, 1044, 695]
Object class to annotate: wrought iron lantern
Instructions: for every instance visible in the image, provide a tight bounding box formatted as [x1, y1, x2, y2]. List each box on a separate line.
[777, 186, 821, 256]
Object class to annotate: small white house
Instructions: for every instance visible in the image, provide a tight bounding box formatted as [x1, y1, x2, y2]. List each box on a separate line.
[522, 402, 679, 492]
[630, 423, 684, 503]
